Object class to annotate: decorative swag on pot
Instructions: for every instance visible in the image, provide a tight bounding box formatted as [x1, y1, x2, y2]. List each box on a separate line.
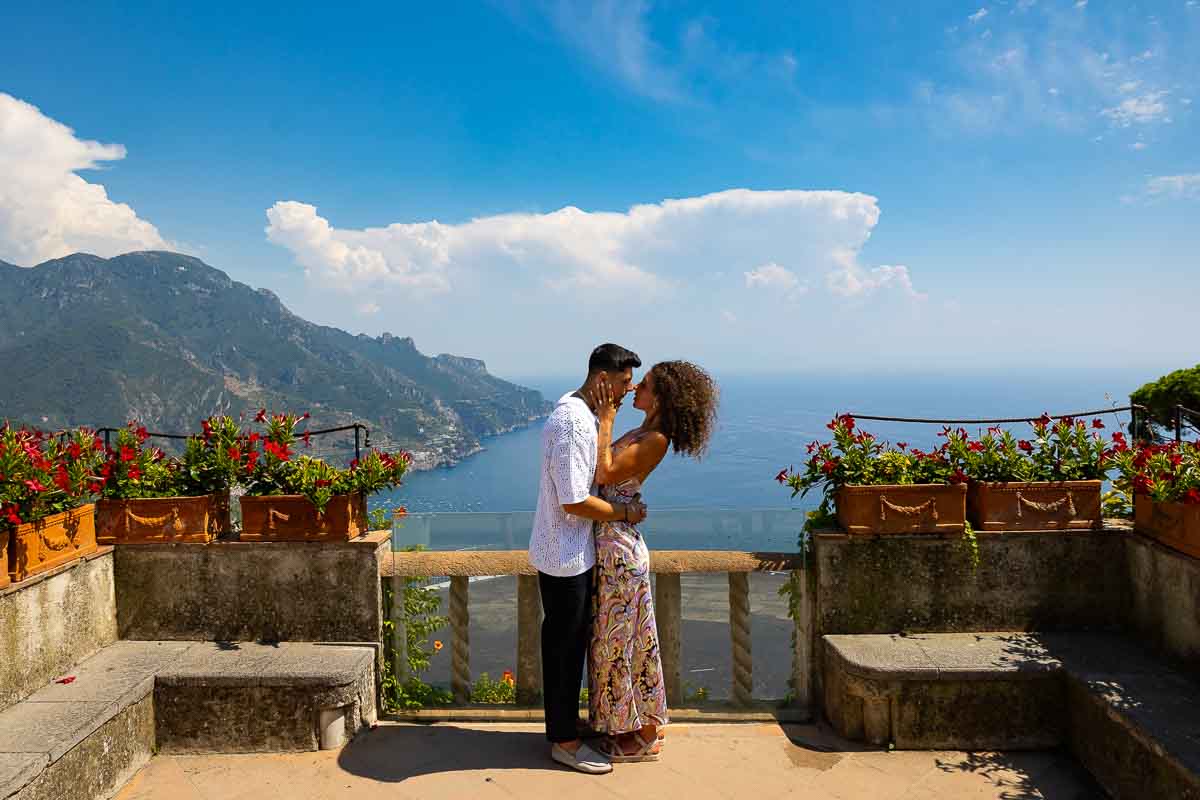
[778, 413, 1119, 536]
[1, 426, 104, 583]
[238, 411, 409, 541]
[95, 420, 240, 544]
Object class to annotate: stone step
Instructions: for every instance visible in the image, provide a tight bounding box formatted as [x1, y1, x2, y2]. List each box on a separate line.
[0, 640, 377, 799]
[153, 642, 377, 754]
[0, 640, 192, 800]
[822, 631, 1200, 799]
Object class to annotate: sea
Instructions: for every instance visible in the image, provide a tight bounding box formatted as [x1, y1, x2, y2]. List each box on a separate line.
[375, 368, 1149, 544]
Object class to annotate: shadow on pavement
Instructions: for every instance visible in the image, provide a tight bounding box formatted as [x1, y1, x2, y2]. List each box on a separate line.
[336, 724, 560, 782]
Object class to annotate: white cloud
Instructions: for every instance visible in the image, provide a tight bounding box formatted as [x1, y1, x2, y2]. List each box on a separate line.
[1145, 174, 1200, 198]
[744, 262, 799, 291]
[0, 93, 171, 266]
[1074, 0, 1088, 8]
[826, 259, 925, 299]
[1118, 81, 1141, 94]
[968, 8, 989, 23]
[267, 189, 919, 303]
[1101, 91, 1170, 126]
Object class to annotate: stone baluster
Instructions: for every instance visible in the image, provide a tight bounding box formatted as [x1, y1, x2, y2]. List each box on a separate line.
[728, 571, 753, 706]
[653, 573, 683, 706]
[449, 575, 471, 704]
[515, 574, 542, 705]
[790, 568, 812, 712]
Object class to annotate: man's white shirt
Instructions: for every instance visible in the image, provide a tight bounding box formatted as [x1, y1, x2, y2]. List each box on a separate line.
[528, 392, 598, 577]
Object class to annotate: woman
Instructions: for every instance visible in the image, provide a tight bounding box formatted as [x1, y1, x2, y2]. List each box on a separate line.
[585, 360, 719, 762]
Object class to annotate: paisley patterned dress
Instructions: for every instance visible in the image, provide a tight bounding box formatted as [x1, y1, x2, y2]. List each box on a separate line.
[587, 438, 669, 734]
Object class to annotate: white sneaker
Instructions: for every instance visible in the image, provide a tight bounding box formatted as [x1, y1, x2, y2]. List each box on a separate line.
[551, 742, 613, 774]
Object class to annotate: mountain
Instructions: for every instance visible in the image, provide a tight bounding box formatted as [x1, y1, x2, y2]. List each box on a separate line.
[0, 251, 550, 468]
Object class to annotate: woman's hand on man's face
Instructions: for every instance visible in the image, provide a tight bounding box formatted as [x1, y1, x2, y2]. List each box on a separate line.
[588, 376, 620, 423]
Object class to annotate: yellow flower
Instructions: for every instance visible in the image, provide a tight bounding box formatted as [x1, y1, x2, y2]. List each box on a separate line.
[433, 640, 443, 652]
[502, 670, 515, 686]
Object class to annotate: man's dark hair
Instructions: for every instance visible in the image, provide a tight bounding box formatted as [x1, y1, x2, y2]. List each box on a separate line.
[588, 343, 641, 375]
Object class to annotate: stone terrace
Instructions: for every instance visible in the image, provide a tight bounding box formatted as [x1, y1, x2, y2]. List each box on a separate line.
[116, 721, 1104, 800]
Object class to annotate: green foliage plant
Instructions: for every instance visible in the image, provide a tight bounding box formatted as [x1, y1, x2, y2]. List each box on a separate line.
[241, 410, 411, 513]
[1, 424, 106, 529]
[471, 672, 516, 704]
[1110, 438, 1200, 505]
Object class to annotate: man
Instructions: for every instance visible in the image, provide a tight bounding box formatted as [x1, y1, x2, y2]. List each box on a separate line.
[528, 343, 648, 774]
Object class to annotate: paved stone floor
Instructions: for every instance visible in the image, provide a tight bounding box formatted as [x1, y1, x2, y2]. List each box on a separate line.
[117, 722, 1105, 799]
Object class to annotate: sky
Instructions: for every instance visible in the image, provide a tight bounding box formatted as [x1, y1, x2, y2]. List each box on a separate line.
[1, 1, 1197, 379]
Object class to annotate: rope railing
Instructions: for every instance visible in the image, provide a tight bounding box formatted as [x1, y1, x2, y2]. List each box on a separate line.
[842, 404, 1145, 426]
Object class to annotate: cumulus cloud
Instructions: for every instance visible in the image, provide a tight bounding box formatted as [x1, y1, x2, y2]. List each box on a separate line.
[1145, 174, 1200, 198]
[744, 262, 799, 290]
[1101, 91, 1170, 126]
[266, 188, 919, 303]
[968, 8, 989, 23]
[0, 93, 170, 266]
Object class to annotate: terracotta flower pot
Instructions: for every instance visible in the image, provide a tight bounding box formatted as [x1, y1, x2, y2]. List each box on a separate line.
[1134, 494, 1200, 559]
[0, 531, 10, 590]
[967, 480, 1102, 532]
[96, 492, 230, 544]
[835, 483, 966, 535]
[239, 492, 367, 542]
[9, 503, 98, 583]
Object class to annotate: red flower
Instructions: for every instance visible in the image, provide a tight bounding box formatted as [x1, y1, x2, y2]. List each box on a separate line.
[395, 505, 408, 518]
[806, 442, 817, 454]
[135, 426, 149, 443]
[3, 504, 21, 525]
[88, 482, 102, 493]
[54, 465, 71, 491]
[968, 441, 985, 453]
[248, 432, 261, 444]
[950, 468, 968, 484]
[897, 442, 907, 451]
[200, 419, 212, 440]
[92, 436, 104, 451]
[314, 479, 331, 488]
[67, 442, 82, 459]
[775, 468, 789, 484]
[255, 409, 267, 423]
[1091, 419, 1105, 430]
[24, 479, 47, 492]
[1018, 440, 1033, 453]
[302, 431, 311, 447]
[120, 445, 136, 462]
[263, 441, 292, 462]
[244, 450, 259, 468]
[1185, 488, 1200, 505]
[228, 446, 241, 461]
[821, 458, 839, 475]
[301, 412, 310, 420]
[1035, 413, 1052, 427]
[128, 466, 142, 481]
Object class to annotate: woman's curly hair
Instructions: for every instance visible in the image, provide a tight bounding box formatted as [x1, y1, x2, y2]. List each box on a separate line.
[649, 360, 719, 458]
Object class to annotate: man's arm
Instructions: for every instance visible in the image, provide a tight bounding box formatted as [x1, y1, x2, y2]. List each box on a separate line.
[562, 494, 647, 524]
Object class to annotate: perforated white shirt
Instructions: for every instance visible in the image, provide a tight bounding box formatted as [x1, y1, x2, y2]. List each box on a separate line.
[528, 392, 598, 577]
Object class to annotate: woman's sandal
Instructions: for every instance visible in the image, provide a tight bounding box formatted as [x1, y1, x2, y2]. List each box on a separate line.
[601, 730, 662, 763]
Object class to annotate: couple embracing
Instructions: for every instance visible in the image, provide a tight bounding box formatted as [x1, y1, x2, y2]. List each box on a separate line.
[528, 343, 718, 774]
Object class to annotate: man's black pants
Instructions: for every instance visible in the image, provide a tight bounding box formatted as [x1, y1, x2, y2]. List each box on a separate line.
[538, 568, 594, 743]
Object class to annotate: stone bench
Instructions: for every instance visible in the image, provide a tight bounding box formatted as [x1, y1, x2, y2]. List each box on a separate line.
[0, 640, 375, 800]
[823, 631, 1200, 799]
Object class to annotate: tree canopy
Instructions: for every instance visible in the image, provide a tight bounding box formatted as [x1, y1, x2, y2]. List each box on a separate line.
[1131, 364, 1200, 440]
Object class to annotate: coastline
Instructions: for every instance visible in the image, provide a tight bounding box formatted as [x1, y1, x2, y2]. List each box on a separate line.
[405, 412, 547, 473]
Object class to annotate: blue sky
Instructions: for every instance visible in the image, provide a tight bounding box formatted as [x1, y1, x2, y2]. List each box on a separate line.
[1, 1, 1196, 377]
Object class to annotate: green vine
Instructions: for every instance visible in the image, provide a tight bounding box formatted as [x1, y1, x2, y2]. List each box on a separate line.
[375, 506, 452, 710]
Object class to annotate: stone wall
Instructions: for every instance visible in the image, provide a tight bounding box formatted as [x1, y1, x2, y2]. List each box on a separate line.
[812, 529, 1131, 636]
[113, 532, 390, 644]
[0, 550, 118, 712]
[1125, 533, 1200, 676]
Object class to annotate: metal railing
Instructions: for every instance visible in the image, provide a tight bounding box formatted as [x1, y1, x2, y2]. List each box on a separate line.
[94, 421, 371, 460]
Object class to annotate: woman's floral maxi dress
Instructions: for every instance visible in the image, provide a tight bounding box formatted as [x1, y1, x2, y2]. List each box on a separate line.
[588, 440, 669, 735]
